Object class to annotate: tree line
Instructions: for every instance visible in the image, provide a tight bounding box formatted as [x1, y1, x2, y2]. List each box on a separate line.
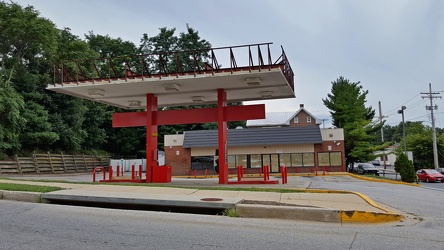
[0, 2, 242, 159]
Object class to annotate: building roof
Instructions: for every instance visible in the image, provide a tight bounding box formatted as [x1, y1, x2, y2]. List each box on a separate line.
[246, 112, 295, 127]
[182, 126, 323, 148]
[246, 104, 321, 127]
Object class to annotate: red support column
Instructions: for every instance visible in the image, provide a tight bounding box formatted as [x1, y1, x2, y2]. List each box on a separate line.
[217, 89, 228, 184]
[146, 93, 158, 183]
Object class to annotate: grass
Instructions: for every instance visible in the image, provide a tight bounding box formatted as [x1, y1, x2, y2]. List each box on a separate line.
[0, 183, 63, 193]
[157, 185, 306, 193]
[2, 177, 297, 194]
[223, 208, 239, 217]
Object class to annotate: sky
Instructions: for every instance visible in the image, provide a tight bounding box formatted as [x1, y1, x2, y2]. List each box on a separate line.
[14, 0, 444, 128]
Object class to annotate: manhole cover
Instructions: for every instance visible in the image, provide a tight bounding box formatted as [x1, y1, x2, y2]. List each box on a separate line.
[200, 198, 223, 202]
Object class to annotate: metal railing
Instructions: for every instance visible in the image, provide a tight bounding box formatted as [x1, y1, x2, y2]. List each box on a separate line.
[53, 42, 294, 92]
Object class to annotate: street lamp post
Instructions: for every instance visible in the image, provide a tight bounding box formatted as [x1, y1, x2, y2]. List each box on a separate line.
[397, 106, 407, 155]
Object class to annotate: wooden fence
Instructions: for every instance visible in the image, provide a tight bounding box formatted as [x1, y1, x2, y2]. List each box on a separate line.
[0, 153, 110, 174]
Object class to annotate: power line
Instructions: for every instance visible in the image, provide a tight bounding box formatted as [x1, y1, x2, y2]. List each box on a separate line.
[384, 93, 420, 114]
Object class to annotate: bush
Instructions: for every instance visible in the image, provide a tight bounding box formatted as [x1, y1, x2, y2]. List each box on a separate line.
[395, 153, 416, 183]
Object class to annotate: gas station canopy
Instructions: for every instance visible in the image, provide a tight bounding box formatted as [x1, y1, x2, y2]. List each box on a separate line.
[48, 43, 295, 109]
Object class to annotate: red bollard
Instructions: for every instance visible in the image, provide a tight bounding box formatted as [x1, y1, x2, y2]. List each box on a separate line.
[237, 166, 242, 182]
[264, 166, 269, 181]
[121, 166, 124, 176]
[109, 166, 113, 180]
[205, 169, 208, 178]
[187, 169, 191, 176]
[93, 167, 106, 182]
[259, 167, 262, 176]
[315, 166, 318, 176]
[139, 165, 143, 177]
[131, 165, 135, 179]
[194, 169, 197, 178]
[116, 165, 120, 176]
[285, 166, 288, 184]
[281, 166, 287, 184]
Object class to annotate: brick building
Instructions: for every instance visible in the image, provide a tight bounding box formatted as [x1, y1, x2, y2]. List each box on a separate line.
[164, 104, 345, 176]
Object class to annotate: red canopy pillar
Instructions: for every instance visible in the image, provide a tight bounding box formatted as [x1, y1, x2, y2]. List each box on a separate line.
[218, 89, 228, 184]
[146, 93, 158, 183]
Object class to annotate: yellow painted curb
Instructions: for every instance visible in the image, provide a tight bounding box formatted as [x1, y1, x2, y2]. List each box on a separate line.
[341, 210, 403, 223]
[347, 173, 420, 187]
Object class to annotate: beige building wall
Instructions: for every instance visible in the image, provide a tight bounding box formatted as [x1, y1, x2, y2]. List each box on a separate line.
[321, 128, 344, 141]
[191, 144, 314, 156]
[164, 134, 184, 147]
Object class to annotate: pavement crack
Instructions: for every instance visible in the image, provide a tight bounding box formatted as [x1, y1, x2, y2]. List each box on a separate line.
[189, 190, 199, 195]
[349, 231, 358, 250]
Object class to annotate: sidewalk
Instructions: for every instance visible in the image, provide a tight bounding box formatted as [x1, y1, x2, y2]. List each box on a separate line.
[0, 174, 403, 223]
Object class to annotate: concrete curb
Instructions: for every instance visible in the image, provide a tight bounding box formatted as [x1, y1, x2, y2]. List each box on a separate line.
[346, 173, 420, 187]
[340, 210, 403, 223]
[235, 204, 403, 223]
[235, 204, 341, 222]
[0, 190, 42, 203]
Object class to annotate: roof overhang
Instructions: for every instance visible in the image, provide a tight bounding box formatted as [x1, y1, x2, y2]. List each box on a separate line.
[47, 68, 294, 109]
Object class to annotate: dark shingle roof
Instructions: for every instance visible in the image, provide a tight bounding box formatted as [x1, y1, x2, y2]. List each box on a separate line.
[182, 126, 322, 148]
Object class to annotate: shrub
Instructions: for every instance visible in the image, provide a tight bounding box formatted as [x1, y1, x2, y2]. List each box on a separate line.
[395, 153, 416, 183]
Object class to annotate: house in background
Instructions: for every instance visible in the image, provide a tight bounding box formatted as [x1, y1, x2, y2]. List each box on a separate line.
[164, 104, 345, 176]
[247, 104, 322, 128]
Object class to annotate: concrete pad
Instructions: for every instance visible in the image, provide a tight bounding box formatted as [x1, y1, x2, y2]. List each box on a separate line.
[131, 186, 198, 195]
[42, 189, 243, 209]
[237, 191, 282, 202]
[191, 190, 240, 198]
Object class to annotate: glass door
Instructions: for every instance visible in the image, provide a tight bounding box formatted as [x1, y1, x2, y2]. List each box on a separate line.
[262, 154, 280, 173]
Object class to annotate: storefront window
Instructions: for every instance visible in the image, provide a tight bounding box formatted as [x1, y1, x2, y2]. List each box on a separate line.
[250, 154, 261, 168]
[191, 156, 214, 170]
[291, 153, 303, 166]
[236, 155, 247, 168]
[318, 152, 330, 166]
[303, 153, 315, 166]
[228, 155, 236, 169]
[279, 154, 291, 167]
[330, 152, 342, 166]
[316, 152, 343, 166]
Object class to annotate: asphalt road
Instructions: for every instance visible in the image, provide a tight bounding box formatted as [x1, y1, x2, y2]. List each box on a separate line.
[307, 175, 444, 222]
[1, 200, 443, 250]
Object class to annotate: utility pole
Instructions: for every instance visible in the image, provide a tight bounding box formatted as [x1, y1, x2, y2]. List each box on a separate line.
[421, 83, 441, 169]
[378, 101, 388, 169]
[397, 106, 407, 155]
[378, 101, 388, 142]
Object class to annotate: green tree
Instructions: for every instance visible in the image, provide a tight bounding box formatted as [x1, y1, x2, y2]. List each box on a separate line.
[0, 1, 58, 155]
[44, 28, 99, 152]
[401, 122, 444, 170]
[0, 79, 25, 155]
[323, 76, 381, 166]
[84, 32, 139, 154]
[0, 2, 57, 83]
